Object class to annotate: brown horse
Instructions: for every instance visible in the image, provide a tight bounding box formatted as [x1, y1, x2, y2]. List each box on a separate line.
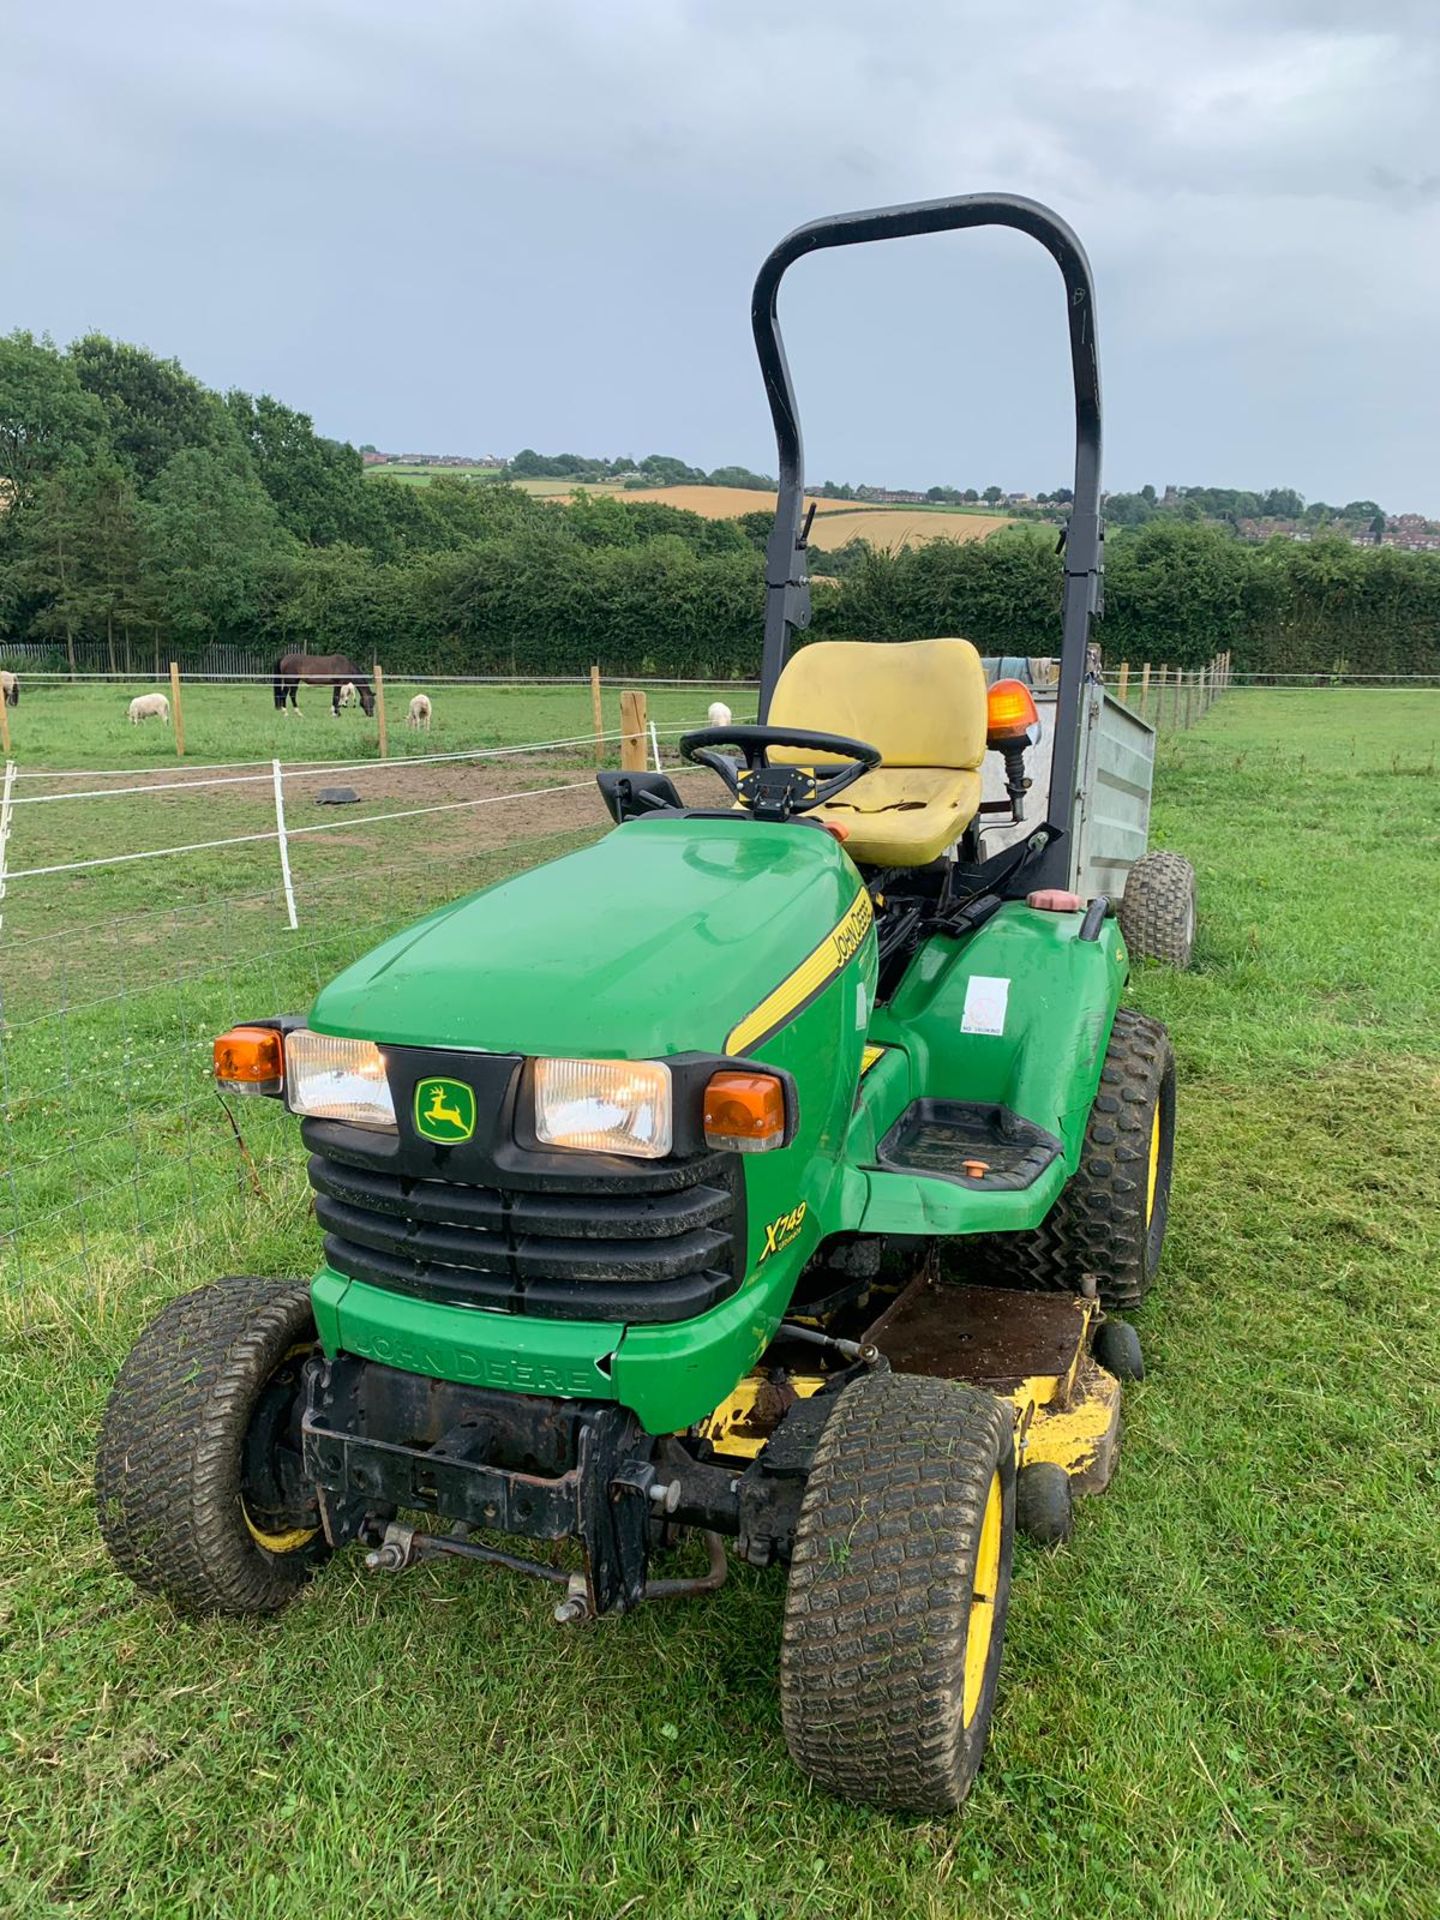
[273, 653, 375, 716]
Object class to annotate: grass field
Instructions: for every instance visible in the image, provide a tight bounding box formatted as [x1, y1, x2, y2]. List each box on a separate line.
[0, 678, 731, 774]
[3, 691, 1439, 1918]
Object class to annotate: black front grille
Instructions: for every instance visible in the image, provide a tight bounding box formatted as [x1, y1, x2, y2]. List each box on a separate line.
[310, 1150, 742, 1324]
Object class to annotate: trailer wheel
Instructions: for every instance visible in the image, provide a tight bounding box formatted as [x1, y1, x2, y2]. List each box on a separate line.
[1118, 850, 1196, 967]
[780, 1372, 1015, 1813]
[96, 1276, 327, 1615]
[965, 1008, 1175, 1310]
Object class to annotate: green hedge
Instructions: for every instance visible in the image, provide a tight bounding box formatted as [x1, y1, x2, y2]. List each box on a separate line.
[259, 518, 1440, 680]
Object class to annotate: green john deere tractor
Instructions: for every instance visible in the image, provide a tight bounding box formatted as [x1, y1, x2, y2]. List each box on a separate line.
[98, 194, 1186, 1813]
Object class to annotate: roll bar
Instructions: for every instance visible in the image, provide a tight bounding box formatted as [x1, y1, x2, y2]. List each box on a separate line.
[750, 193, 1103, 870]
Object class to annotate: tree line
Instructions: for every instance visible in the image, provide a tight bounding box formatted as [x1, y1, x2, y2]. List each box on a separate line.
[2, 330, 1437, 680]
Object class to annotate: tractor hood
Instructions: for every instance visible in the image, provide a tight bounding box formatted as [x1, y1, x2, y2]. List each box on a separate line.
[308, 816, 864, 1060]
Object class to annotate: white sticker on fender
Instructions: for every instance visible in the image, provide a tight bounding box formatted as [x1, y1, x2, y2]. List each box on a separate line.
[961, 974, 1010, 1036]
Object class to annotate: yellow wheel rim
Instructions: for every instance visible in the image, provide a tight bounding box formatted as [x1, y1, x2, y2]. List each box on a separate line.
[242, 1341, 320, 1554]
[1145, 1104, 1162, 1229]
[963, 1471, 1004, 1727]
[243, 1507, 319, 1555]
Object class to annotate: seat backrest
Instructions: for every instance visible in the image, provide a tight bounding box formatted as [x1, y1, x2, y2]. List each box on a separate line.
[768, 638, 988, 770]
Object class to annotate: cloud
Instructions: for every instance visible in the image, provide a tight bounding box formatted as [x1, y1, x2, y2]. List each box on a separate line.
[8, 1, 1440, 507]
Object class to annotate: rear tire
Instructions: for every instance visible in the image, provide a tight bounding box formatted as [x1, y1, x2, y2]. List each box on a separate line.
[96, 1276, 327, 1616]
[1118, 851, 1196, 968]
[965, 1008, 1175, 1310]
[780, 1372, 1015, 1813]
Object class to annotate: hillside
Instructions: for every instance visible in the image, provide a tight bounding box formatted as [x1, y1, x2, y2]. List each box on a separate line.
[516, 481, 1014, 549]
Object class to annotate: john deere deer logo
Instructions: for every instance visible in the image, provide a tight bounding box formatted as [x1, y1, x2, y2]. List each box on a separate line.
[414, 1076, 476, 1144]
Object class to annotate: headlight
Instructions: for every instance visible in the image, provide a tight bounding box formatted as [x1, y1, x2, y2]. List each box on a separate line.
[534, 1057, 672, 1159]
[285, 1029, 396, 1130]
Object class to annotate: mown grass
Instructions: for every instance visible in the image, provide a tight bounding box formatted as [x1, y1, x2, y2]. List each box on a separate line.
[2, 691, 1438, 1919]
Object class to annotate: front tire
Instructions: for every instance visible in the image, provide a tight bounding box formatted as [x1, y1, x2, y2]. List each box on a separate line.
[96, 1276, 327, 1616]
[780, 1373, 1016, 1813]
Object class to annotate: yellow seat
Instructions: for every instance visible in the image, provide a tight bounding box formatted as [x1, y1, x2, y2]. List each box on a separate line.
[768, 638, 989, 866]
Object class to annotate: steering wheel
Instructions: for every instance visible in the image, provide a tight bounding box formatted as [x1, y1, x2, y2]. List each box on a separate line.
[679, 724, 881, 822]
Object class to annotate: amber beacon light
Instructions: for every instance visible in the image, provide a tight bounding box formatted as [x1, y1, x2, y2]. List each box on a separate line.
[986, 677, 1040, 746]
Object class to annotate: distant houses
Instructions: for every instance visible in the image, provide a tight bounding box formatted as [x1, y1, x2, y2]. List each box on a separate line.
[1380, 513, 1440, 552]
[1234, 513, 1440, 551]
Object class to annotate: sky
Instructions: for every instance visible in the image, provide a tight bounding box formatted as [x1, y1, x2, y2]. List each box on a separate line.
[9, 1, 1440, 512]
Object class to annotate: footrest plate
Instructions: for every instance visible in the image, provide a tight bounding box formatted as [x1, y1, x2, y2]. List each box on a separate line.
[873, 1100, 1061, 1192]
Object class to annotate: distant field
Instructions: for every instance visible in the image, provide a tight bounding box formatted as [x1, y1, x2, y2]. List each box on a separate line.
[365, 469, 1016, 548]
[515, 479, 1015, 544]
[366, 464, 501, 486]
[804, 506, 1011, 550]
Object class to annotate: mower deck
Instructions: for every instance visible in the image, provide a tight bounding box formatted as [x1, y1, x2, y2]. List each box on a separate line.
[863, 1277, 1122, 1494]
[699, 1277, 1122, 1497]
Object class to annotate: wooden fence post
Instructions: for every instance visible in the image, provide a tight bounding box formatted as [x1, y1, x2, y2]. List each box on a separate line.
[619, 689, 648, 771]
[1117, 661, 1130, 705]
[1139, 661, 1151, 720]
[590, 665, 604, 765]
[169, 661, 185, 758]
[373, 663, 389, 759]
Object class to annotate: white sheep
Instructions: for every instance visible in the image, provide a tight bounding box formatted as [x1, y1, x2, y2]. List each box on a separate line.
[707, 700, 733, 729]
[406, 693, 432, 732]
[337, 681, 357, 711]
[128, 693, 171, 725]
